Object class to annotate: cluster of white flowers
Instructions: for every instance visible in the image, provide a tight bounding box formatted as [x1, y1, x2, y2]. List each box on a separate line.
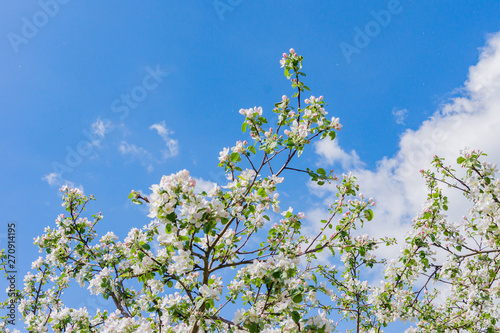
[199, 275, 223, 300]
[88, 267, 112, 295]
[239, 106, 263, 118]
[101, 310, 154, 333]
[306, 310, 336, 331]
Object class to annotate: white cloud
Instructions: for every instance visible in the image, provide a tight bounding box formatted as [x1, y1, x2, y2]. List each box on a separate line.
[193, 177, 216, 194]
[119, 141, 155, 172]
[315, 139, 362, 170]
[42, 172, 61, 186]
[310, 31, 500, 255]
[90, 117, 112, 146]
[392, 107, 408, 125]
[119, 141, 150, 157]
[150, 121, 179, 159]
[41, 172, 84, 193]
[118, 121, 179, 171]
[150, 121, 169, 137]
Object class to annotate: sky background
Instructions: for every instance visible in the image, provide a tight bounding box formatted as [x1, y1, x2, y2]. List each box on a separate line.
[1, 0, 500, 331]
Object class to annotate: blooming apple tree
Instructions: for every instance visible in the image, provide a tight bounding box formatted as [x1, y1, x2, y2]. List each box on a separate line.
[4, 49, 500, 333]
[0, 50, 391, 333]
[370, 150, 500, 332]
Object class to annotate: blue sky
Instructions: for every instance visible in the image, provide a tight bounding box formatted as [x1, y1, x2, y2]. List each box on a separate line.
[1, 0, 500, 331]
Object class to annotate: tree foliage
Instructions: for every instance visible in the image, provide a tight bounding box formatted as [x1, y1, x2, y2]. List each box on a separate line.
[1, 50, 499, 333]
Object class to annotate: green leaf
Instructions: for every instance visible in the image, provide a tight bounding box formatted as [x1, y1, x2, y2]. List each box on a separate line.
[363, 209, 374, 221]
[328, 131, 336, 140]
[141, 244, 150, 251]
[291, 311, 300, 324]
[242, 122, 248, 133]
[230, 152, 240, 163]
[246, 323, 260, 333]
[166, 212, 177, 222]
[167, 280, 173, 288]
[203, 221, 213, 234]
[292, 294, 303, 303]
[457, 156, 466, 164]
[248, 146, 256, 154]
